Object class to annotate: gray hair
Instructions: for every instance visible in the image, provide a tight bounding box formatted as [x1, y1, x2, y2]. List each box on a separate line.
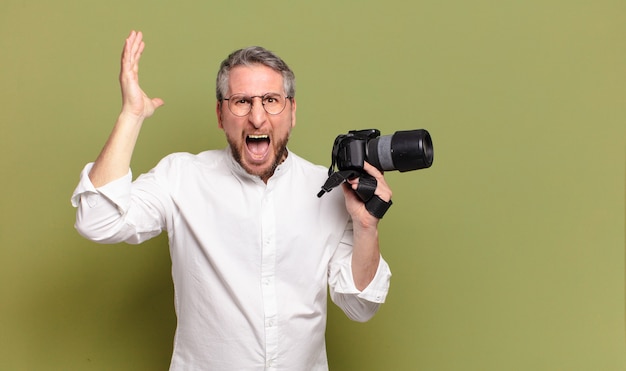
[215, 46, 296, 101]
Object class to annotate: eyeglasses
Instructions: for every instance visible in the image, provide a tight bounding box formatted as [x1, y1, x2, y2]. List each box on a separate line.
[223, 93, 292, 117]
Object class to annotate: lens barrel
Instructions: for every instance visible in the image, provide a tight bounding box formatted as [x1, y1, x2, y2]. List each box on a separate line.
[367, 129, 434, 172]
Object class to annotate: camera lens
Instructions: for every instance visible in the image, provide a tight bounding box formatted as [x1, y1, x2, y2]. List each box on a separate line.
[367, 129, 434, 172]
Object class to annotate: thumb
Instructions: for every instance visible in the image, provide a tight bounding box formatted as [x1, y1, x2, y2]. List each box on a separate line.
[341, 182, 358, 202]
[152, 97, 165, 109]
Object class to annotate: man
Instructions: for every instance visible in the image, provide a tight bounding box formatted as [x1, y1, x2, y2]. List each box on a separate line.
[72, 30, 392, 370]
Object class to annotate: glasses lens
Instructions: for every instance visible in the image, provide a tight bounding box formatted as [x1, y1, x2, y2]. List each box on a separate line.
[227, 95, 251, 116]
[226, 94, 288, 116]
[262, 94, 287, 115]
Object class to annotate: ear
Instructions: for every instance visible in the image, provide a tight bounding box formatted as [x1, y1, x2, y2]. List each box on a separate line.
[290, 98, 297, 128]
[216, 101, 224, 129]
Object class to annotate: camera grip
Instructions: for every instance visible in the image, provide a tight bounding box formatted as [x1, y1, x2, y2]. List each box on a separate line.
[355, 174, 377, 202]
[365, 195, 393, 219]
[355, 174, 393, 219]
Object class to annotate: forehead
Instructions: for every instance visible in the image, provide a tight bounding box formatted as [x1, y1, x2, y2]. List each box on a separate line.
[228, 64, 284, 95]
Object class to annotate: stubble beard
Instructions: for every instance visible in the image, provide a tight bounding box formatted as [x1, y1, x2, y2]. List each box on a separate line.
[228, 134, 290, 181]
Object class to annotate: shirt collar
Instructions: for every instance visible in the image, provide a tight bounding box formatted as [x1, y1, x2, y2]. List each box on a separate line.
[224, 147, 292, 184]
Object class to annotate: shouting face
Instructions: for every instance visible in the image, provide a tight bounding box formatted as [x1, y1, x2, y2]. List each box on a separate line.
[217, 64, 296, 183]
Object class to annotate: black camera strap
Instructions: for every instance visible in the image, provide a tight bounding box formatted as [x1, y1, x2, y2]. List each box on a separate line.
[365, 195, 393, 219]
[356, 174, 393, 219]
[317, 170, 359, 198]
[317, 171, 393, 219]
[354, 173, 377, 201]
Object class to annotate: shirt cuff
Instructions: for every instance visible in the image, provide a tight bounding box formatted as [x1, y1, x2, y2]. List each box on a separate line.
[334, 256, 392, 303]
[71, 163, 133, 214]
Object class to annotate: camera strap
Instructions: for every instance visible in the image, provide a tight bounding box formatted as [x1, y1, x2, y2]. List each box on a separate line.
[317, 171, 393, 219]
[357, 174, 393, 219]
[365, 195, 393, 219]
[317, 170, 359, 198]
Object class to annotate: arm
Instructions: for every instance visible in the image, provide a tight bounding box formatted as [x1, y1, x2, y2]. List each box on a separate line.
[89, 30, 164, 187]
[328, 218, 391, 322]
[341, 162, 392, 290]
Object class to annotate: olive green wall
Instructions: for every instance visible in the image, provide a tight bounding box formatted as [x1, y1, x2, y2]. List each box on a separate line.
[1, 1, 624, 370]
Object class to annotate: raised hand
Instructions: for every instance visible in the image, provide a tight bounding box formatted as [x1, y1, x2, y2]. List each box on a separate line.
[88, 31, 164, 187]
[119, 30, 164, 119]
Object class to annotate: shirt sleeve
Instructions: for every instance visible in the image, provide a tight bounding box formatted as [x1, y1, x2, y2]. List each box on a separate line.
[327, 220, 392, 322]
[71, 162, 166, 244]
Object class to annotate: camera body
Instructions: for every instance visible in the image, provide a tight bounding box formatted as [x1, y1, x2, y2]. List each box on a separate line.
[331, 128, 434, 174]
[317, 128, 434, 210]
[332, 129, 380, 172]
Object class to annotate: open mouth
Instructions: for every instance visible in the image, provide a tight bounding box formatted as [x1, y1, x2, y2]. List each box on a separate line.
[246, 134, 271, 159]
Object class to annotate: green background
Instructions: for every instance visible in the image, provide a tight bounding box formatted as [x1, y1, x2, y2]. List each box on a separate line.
[1, 1, 624, 370]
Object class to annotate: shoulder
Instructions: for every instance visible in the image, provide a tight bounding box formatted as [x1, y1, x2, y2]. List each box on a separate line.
[143, 150, 232, 185]
[288, 151, 328, 180]
[284, 151, 347, 207]
[137, 149, 232, 193]
[155, 149, 228, 172]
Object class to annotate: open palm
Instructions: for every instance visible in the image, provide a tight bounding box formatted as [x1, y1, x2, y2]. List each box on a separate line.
[119, 30, 164, 118]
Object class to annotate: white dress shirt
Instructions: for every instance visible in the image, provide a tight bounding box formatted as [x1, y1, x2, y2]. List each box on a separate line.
[71, 148, 391, 370]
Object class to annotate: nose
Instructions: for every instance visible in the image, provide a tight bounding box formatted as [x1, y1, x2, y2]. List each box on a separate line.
[248, 97, 267, 128]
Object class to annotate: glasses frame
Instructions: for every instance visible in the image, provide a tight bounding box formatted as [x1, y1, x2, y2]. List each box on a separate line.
[222, 93, 293, 117]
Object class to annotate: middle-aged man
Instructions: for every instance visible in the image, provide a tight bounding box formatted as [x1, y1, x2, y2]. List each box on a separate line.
[72, 30, 393, 370]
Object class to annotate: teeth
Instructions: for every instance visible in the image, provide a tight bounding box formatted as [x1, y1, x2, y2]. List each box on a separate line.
[248, 135, 269, 139]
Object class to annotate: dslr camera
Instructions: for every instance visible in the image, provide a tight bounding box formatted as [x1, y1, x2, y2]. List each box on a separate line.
[329, 129, 433, 174]
[317, 128, 434, 217]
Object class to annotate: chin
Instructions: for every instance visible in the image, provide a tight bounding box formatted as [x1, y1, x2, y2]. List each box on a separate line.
[244, 158, 273, 175]
[228, 136, 289, 180]
[231, 149, 275, 179]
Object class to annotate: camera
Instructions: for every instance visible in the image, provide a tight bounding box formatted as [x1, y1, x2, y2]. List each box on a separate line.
[317, 128, 434, 199]
[331, 129, 433, 173]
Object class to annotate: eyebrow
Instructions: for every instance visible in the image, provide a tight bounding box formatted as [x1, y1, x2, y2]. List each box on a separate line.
[229, 92, 284, 97]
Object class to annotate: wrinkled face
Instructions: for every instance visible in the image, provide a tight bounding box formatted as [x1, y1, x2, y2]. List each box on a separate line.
[217, 64, 296, 183]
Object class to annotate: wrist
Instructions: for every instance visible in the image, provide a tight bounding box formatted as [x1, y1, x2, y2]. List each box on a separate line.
[118, 109, 145, 124]
[353, 215, 380, 234]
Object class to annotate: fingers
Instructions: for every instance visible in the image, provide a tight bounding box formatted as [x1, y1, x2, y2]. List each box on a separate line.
[342, 181, 381, 226]
[351, 162, 393, 202]
[125, 30, 143, 57]
[117, 30, 164, 118]
[362, 162, 383, 179]
[121, 31, 145, 76]
[131, 31, 145, 70]
[342, 182, 359, 202]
